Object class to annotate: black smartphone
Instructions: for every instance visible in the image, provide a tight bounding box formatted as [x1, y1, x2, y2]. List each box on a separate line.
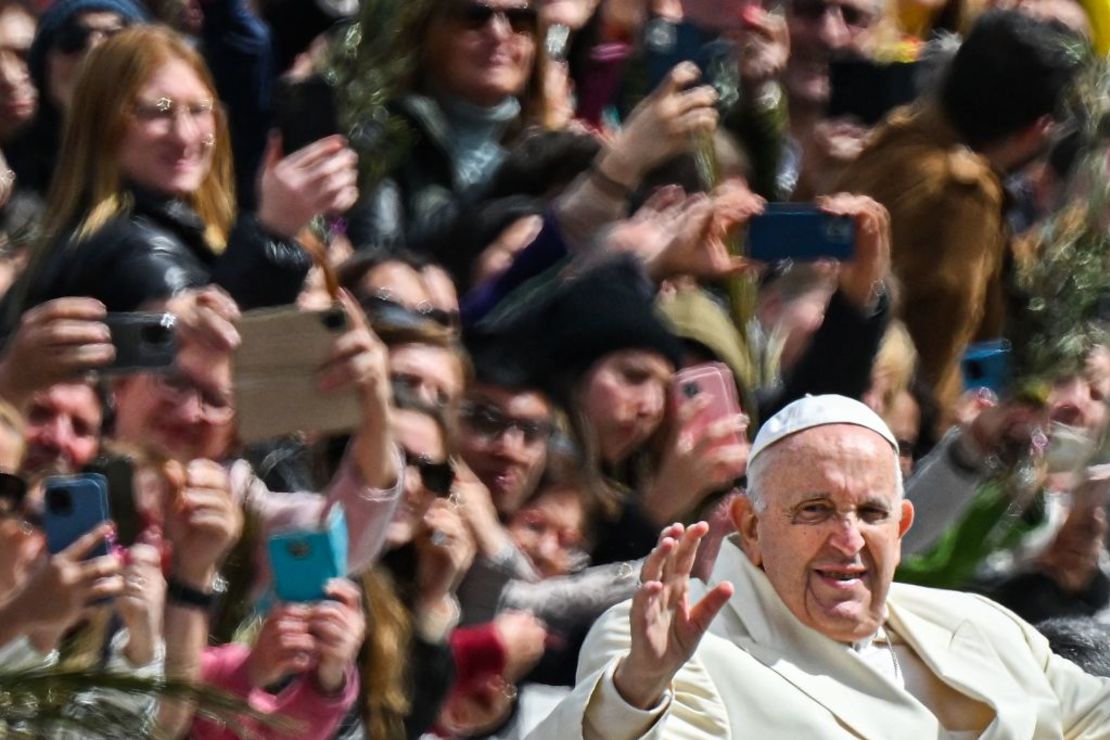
[273, 76, 341, 156]
[746, 204, 856, 262]
[104, 313, 177, 374]
[828, 58, 920, 126]
[82, 455, 141, 548]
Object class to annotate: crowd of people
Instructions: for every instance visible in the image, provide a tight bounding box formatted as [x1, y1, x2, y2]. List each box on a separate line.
[0, 0, 1107, 736]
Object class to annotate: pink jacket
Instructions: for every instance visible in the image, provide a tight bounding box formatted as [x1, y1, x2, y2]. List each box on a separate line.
[190, 643, 358, 740]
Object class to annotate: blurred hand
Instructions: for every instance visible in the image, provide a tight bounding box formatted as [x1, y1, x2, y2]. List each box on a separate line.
[600, 63, 719, 187]
[415, 500, 476, 609]
[247, 604, 316, 689]
[493, 610, 548, 682]
[164, 286, 241, 353]
[0, 298, 114, 408]
[732, 7, 789, 88]
[961, 399, 1044, 465]
[644, 396, 750, 526]
[1037, 500, 1107, 594]
[452, 459, 512, 558]
[7, 523, 122, 638]
[257, 134, 359, 240]
[163, 460, 242, 590]
[645, 180, 765, 282]
[613, 523, 734, 709]
[117, 539, 167, 666]
[310, 579, 367, 694]
[816, 193, 891, 312]
[795, 120, 869, 199]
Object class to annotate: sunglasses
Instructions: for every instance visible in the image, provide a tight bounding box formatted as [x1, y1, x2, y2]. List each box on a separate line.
[54, 21, 126, 55]
[404, 450, 455, 497]
[790, 0, 873, 29]
[451, 2, 538, 34]
[0, 472, 37, 530]
[460, 402, 554, 447]
[361, 293, 459, 331]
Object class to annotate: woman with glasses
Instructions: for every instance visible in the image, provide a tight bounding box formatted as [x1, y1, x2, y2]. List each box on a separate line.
[7, 25, 358, 320]
[347, 0, 550, 254]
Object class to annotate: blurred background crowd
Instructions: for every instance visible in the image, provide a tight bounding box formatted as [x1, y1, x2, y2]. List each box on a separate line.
[0, 0, 1108, 736]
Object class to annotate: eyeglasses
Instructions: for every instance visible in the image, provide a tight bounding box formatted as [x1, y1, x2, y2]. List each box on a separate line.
[151, 371, 235, 423]
[54, 21, 125, 55]
[403, 449, 454, 496]
[132, 96, 216, 133]
[460, 402, 553, 447]
[790, 0, 874, 29]
[361, 293, 458, 331]
[451, 1, 538, 34]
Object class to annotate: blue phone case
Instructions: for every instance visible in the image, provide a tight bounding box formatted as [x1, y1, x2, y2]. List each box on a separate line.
[43, 474, 111, 558]
[268, 506, 348, 603]
[961, 339, 1012, 394]
[746, 204, 856, 262]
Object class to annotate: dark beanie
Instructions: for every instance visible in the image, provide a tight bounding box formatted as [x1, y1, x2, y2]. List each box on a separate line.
[524, 258, 683, 402]
[29, 0, 150, 93]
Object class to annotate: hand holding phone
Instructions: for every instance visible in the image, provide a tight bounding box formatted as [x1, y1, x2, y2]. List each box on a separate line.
[103, 312, 177, 374]
[746, 204, 856, 262]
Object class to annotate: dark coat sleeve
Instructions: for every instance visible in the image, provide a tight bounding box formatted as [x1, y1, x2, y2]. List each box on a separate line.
[759, 288, 890, 421]
[404, 635, 455, 740]
[211, 214, 312, 309]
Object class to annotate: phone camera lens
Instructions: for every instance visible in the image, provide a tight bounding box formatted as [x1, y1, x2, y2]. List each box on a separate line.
[47, 488, 73, 515]
[683, 382, 700, 399]
[323, 310, 347, 331]
[140, 324, 172, 345]
[288, 541, 311, 559]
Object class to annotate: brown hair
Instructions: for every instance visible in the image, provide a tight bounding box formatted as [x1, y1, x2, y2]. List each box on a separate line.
[43, 25, 234, 250]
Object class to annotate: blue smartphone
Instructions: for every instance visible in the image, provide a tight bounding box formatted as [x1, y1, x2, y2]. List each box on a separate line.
[746, 204, 856, 262]
[43, 473, 111, 558]
[268, 506, 348, 603]
[961, 339, 1011, 395]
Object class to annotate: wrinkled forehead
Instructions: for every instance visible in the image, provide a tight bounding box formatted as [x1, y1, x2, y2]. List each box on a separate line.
[757, 424, 899, 498]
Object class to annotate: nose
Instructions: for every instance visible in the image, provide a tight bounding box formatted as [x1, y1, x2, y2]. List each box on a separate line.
[489, 426, 531, 460]
[486, 11, 514, 39]
[636, 383, 666, 421]
[817, 6, 850, 49]
[827, 516, 865, 557]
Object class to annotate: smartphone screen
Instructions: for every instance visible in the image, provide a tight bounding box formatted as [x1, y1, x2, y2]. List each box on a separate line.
[274, 76, 341, 156]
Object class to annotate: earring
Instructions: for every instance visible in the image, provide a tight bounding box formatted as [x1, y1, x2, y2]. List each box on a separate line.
[202, 134, 215, 148]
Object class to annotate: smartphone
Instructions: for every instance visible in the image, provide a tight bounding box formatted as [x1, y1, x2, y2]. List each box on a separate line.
[104, 313, 177, 374]
[828, 58, 920, 126]
[82, 455, 141, 549]
[671, 363, 744, 451]
[234, 304, 361, 443]
[961, 339, 1011, 395]
[273, 76, 341, 156]
[43, 473, 111, 558]
[746, 204, 856, 262]
[268, 506, 348, 603]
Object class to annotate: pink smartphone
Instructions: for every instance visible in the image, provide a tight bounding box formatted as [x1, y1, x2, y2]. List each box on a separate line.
[671, 363, 744, 451]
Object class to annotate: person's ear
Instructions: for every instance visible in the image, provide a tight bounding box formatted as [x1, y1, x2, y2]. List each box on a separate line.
[898, 499, 914, 539]
[730, 493, 762, 566]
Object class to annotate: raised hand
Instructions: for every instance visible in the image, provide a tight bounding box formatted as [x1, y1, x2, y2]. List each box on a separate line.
[598, 63, 719, 190]
[163, 460, 243, 591]
[247, 604, 316, 689]
[257, 134, 359, 240]
[415, 500, 477, 611]
[493, 610, 548, 682]
[0, 297, 114, 408]
[163, 286, 241, 353]
[816, 193, 891, 312]
[613, 523, 734, 710]
[116, 538, 167, 666]
[310, 579, 367, 694]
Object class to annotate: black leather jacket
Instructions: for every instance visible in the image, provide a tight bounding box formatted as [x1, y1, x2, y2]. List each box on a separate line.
[19, 188, 311, 314]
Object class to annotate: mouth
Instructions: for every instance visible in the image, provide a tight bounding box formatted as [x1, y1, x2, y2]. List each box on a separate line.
[814, 567, 867, 588]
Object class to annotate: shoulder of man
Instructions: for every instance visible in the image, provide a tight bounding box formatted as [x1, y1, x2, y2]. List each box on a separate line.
[889, 581, 1047, 648]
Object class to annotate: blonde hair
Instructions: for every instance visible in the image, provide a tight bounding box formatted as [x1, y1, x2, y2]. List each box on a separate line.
[44, 26, 234, 251]
[871, 320, 919, 415]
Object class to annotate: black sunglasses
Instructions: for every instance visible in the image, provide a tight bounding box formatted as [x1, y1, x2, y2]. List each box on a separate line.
[54, 21, 126, 55]
[452, 2, 538, 33]
[404, 450, 455, 497]
[460, 402, 554, 446]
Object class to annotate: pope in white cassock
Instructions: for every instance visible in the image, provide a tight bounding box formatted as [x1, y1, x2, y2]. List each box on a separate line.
[527, 395, 1110, 739]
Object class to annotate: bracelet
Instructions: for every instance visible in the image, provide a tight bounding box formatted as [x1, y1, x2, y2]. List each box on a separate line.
[166, 578, 216, 610]
[589, 163, 634, 200]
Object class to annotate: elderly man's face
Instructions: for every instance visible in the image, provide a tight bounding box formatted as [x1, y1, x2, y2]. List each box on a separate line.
[733, 424, 913, 643]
